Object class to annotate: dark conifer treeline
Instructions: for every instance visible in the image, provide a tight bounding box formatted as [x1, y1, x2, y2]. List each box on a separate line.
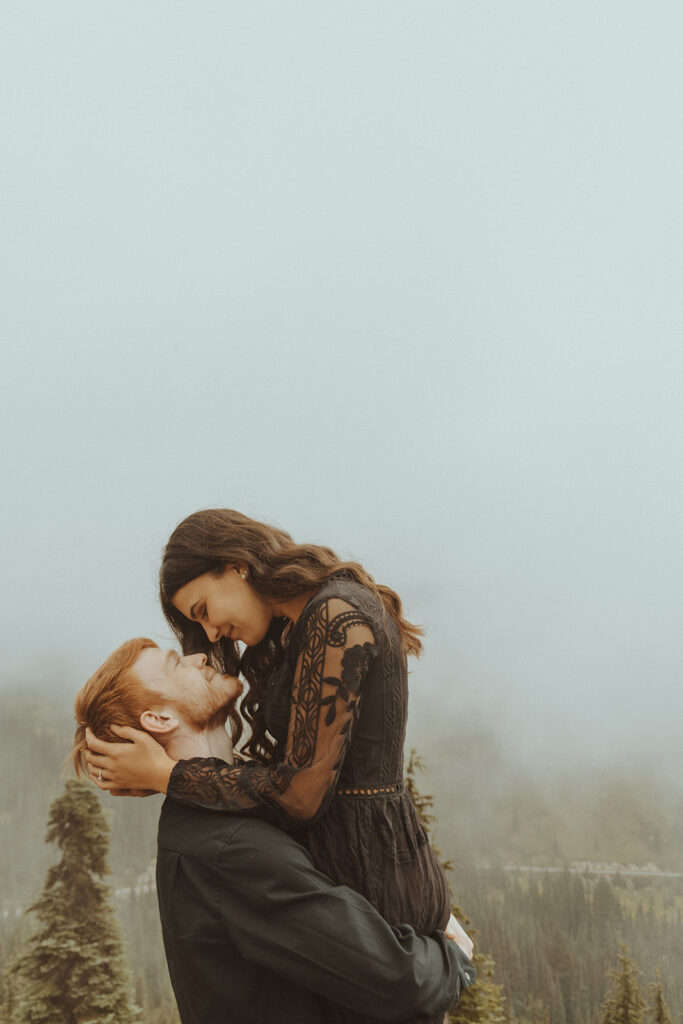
[450, 864, 682, 1023]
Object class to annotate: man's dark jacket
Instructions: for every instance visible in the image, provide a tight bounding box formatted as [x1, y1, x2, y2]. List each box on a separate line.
[156, 798, 474, 1024]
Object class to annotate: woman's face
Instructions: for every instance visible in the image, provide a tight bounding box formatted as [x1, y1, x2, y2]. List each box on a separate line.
[172, 567, 273, 647]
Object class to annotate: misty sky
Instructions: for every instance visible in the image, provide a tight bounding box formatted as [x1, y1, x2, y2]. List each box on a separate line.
[1, 2, 681, 769]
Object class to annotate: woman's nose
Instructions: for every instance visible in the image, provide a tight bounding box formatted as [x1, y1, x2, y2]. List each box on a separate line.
[202, 623, 220, 644]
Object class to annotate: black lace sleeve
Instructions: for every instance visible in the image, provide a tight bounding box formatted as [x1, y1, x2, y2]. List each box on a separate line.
[167, 597, 378, 825]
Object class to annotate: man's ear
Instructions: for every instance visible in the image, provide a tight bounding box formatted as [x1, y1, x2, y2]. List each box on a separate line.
[140, 709, 180, 737]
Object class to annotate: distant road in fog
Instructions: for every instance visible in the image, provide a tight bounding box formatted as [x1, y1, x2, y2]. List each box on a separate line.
[496, 864, 683, 879]
[6, 862, 682, 923]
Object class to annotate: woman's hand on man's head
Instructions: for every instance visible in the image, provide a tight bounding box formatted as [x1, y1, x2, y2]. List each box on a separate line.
[84, 725, 176, 796]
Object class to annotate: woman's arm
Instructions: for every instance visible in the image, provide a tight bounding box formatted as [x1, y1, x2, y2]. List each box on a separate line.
[88, 597, 377, 825]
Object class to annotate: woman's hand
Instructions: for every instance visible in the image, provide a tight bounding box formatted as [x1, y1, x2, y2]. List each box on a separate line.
[85, 726, 176, 795]
[445, 913, 474, 961]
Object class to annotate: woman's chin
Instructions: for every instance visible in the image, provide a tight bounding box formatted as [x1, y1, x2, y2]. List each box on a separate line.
[240, 628, 267, 647]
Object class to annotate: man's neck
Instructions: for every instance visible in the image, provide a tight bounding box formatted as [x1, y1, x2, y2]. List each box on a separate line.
[165, 723, 234, 764]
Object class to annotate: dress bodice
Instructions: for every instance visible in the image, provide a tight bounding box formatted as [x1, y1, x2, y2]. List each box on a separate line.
[264, 575, 408, 789]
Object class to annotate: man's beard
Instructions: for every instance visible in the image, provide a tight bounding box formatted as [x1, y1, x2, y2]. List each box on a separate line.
[178, 692, 238, 732]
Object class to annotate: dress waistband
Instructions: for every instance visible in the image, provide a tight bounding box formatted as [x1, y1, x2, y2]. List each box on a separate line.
[335, 782, 404, 798]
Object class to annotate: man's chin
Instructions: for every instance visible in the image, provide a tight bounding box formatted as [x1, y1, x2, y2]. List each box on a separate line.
[179, 688, 241, 733]
[204, 706, 231, 731]
[202, 691, 243, 732]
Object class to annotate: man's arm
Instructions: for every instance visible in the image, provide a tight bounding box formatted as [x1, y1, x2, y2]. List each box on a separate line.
[216, 819, 475, 1021]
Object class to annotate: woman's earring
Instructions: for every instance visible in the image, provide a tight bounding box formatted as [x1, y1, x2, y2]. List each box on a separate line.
[240, 569, 248, 580]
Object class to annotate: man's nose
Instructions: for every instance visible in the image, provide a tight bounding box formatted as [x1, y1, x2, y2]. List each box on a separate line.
[189, 651, 210, 665]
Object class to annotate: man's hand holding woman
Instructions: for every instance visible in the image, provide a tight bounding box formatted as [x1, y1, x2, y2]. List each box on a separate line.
[444, 914, 474, 961]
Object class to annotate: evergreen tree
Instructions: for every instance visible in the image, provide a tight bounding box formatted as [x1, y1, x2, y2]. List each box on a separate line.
[404, 751, 507, 1024]
[450, 950, 507, 1024]
[599, 947, 645, 1024]
[546, 925, 573, 1024]
[0, 932, 6, 1024]
[8, 780, 140, 1024]
[648, 970, 674, 1024]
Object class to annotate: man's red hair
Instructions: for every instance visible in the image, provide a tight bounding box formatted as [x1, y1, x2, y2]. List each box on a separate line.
[72, 637, 161, 777]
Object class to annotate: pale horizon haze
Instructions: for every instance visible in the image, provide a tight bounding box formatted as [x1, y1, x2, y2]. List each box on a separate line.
[1, 2, 681, 777]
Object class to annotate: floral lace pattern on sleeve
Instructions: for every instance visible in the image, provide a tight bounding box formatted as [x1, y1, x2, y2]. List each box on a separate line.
[168, 597, 378, 825]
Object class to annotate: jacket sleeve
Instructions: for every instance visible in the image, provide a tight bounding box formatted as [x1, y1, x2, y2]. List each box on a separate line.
[167, 596, 377, 825]
[215, 819, 476, 1021]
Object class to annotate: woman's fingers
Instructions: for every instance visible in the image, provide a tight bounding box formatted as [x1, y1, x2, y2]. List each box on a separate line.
[84, 749, 108, 765]
[85, 725, 148, 767]
[84, 751, 114, 772]
[85, 733, 130, 756]
[85, 726, 119, 754]
[89, 768, 110, 789]
[84, 750, 120, 784]
[84, 722, 173, 793]
[83, 728, 160, 792]
[89, 771, 139, 793]
[110, 724, 148, 741]
[94, 777, 117, 791]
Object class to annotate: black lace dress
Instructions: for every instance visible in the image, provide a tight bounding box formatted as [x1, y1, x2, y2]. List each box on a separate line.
[168, 575, 451, 935]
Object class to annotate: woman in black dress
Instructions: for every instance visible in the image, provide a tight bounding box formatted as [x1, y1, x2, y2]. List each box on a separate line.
[89, 509, 459, 938]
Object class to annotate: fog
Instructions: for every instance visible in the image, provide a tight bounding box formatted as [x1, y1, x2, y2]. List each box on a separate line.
[1, 2, 681, 774]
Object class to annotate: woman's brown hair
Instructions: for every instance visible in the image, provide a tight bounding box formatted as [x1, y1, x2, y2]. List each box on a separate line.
[159, 509, 423, 763]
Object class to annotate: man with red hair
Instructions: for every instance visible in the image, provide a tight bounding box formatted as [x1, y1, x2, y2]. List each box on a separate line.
[74, 639, 474, 1024]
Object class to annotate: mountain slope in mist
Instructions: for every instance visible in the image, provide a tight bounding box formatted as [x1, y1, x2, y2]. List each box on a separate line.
[409, 715, 683, 872]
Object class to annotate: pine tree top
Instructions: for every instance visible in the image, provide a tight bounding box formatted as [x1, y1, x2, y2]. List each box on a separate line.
[649, 969, 674, 1024]
[599, 946, 646, 1024]
[45, 779, 110, 877]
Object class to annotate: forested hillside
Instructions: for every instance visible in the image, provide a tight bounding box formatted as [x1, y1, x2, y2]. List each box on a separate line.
[451, 863, 682, 1023]
[1, 687, 680, 1022]
[416, 724, 683, 873]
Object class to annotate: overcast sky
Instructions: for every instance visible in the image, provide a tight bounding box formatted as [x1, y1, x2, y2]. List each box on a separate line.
[1, 2, 681, 770]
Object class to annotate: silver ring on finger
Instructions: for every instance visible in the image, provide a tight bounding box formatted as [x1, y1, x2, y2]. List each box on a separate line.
[97, 768, 103, 782]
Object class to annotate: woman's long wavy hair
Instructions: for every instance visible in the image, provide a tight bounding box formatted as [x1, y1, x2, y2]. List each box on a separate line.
[159, 509, 423, 764]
